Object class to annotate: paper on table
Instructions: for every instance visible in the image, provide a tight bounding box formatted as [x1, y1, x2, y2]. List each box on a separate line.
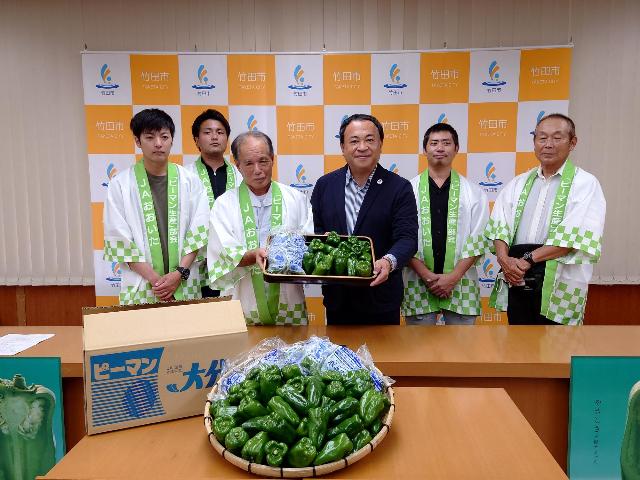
[0, 333, 55, 356]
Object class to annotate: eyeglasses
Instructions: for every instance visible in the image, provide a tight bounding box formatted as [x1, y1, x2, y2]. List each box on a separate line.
[534, 136, 571, 145]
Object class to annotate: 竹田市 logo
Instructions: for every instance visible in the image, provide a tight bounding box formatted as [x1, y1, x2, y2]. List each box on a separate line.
[530, 110, 546, 135]
[388, 163, 399, 174]
[478, 161, 503, 188]
[96, 64, 119, 90]
[481, 60, 507, 88]
[290, 164, 313, 190]
[192, 64, 215, 91]
[106, 261, 121, 283]
[479, 258, 496, 286]
[288, 65, 312, 91]
[383, 64, 407, 90]
[246, 115, 258, 131]
[437, 113, 449, 124]
[101, 163, 119, 187]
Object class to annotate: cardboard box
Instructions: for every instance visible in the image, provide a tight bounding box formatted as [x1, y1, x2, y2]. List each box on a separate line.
[82, 298, 247, 434]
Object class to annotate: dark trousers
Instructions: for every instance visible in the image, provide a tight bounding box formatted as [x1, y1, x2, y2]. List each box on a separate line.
[326, 309, 400, 325]
[201, 286, 220, 298]
[506, 243, 557, 326]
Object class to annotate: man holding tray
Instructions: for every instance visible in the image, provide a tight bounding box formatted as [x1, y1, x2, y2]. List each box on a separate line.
[311, 114, 418, 325]
[206, 131, 313, 325]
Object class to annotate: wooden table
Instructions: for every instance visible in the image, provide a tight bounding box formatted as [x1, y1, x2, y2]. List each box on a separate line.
[42, 387, 567, 479]
[6, 324, 640, 470]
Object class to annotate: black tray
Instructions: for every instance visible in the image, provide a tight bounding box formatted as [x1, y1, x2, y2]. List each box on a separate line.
[262, 234, 376, 286]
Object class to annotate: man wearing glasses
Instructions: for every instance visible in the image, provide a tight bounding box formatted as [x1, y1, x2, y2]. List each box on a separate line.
[484, 114, 606, 325]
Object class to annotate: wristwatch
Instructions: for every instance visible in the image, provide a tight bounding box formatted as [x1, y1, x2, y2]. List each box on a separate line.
[522, 251, 536, 266]
[176, 267, 190, 281]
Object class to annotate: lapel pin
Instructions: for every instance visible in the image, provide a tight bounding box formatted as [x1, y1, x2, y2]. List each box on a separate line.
[377, 179, 383, 185]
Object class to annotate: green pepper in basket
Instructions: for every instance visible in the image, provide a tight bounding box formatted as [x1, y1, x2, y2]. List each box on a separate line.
[308, 238, 325, 253]
[313, 433, 354, 466]
[238, 397, 269, 420]
[369, 418, 383, 436]
[359, 389, 386, 426]
[241, 431, 269, 463]
[308, 405, 331, 450]
[215, 404, 239, 420]
[225, 426, 249, 453]
[285, 375, 306, 394]
[302, 251, 315, 274]
[210, 398, 229, 417]
[213, 415, 235, 443]
[343, 370, 374, 399]
[321, 370, 343, 383]
[353, 429, 373, 451]
[355, 259, 373, 277]
[360, 251, 372, 263]
[325, 380, 346, 400]
[296, 417, 309, 438]
[312, 252, 333, 275]
[288, 437, 317, 468]
[328, 396, 359, 425]
[326, 231, 341, 247]
[246, 367, 261, 381]
[306, 375, 324, 408]
[276, 385, 309, 415]
[258, 365, 283, 404]
[282, 364, 303, 381]
[268, 396, 300, 426]
[326, 413, 364, 439]
[264, 440, 288, 467]
[241, 413, 297, 445]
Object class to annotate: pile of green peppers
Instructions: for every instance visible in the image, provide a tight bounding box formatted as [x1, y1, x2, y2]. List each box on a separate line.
[302, 232, 373, 277]
[209, 361, 390, 468]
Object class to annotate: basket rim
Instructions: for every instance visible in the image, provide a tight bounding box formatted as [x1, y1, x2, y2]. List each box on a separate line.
[204, 382, 395, 477]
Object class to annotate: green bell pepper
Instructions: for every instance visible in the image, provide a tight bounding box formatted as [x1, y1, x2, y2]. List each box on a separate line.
[258, 365, 283, 404]
[210, 398, 229, 417]
[369, 417, 383, 436]
[282, 364, 303, 381]
[276, 385, 309, 415]
[308, 238, 325, 253]
[268, 395, 300, 426]
[353, 429, 373, 451]
[321, 370, 344, 383]
[347, 256, 358, 276]
[360, 251, 372, 263]
[326, 413, 364, 439]
[359, 389, 386, 427]
[328, 396, 359, 425]
[302, 251, 315, 274]
[306, 375, 324, 408]
[325, 380, 346, 400]
[238, 397, 269, 420]
[241, 413, 297, 445]
[312, 252, 333, 275]
[326, 231, 341, 247]
[313, 433, 354, 466]
[355, 259, 373, 277]
[301, 356, 318, 373]
[296, 417, 309, 438]
[333, 251, 349, 276]
[241, 431, 269, 463]
[308, 406, 330, 450]
[246, 367, 261, 381]
[287, 437, 317, 468]
[224, 426, 250, 453]
[215, 405, 240, 421]
[343, 370, 374, 399]
[264, 440, 288, 467]
[213, 415, 236, 443]
[285, 375, 306, 394]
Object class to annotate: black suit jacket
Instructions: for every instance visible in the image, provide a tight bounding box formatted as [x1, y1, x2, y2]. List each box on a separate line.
[310, 165, 418, 320]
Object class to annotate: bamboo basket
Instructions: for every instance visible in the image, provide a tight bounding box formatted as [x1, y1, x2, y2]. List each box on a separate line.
[204, 383, 395, 477]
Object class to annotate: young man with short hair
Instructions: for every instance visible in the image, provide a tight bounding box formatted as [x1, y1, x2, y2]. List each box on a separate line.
[103, 108, 209, 304]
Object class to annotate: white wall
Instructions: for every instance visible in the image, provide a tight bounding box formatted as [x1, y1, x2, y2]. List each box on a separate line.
[0, 0, 638, 284]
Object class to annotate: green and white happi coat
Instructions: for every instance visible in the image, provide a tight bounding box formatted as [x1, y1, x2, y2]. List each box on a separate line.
[103, 163, 210, 305]
[484, 160, 606, 325]
[402, 170, 490, 317]
[207, 181, 314, 325]
[186, 156, 243, 285]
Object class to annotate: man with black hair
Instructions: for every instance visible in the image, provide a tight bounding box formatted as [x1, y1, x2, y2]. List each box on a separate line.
[402, 123, 490, 325]
[485, 113, 606, 325]
[310, 113, 418, 325]
[187, 109, 242, 297]
[103, 108, 209, 305]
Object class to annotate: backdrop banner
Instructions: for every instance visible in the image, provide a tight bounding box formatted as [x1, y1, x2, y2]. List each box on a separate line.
[82, 46, 572, 324]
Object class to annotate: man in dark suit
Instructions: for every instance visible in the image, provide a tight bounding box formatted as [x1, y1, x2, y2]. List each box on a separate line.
[311, 114, 418, 325]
